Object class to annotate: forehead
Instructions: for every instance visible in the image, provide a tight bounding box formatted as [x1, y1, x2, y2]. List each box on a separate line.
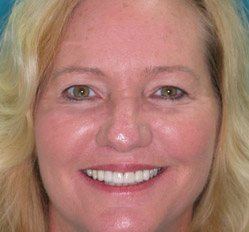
[54, 0, 206, 74]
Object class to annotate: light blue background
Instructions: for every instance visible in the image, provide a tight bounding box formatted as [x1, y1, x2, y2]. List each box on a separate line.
[0, 0, 15, 33]
[0, 0, 249, 34]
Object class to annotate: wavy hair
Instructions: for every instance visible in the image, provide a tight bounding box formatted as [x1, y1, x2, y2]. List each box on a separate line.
[0, 0, 248, 231]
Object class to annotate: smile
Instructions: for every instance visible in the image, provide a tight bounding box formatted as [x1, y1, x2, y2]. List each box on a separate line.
[83, 168, 163, 186]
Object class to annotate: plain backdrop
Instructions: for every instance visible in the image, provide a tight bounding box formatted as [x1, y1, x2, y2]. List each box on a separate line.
[0, 0, 15, 33]
[0, 0, 249, 34]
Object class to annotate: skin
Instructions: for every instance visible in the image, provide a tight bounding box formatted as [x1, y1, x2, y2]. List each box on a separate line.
[34, 0, 220, 231]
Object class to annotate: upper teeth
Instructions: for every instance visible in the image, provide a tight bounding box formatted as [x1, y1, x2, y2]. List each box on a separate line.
[84, 168, 161, 186]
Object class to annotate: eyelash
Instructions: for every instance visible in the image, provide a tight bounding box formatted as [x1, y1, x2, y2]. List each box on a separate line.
[62, 85, 188, 102]
[152, 86, 188, 101]
[62, 85, 97, 101]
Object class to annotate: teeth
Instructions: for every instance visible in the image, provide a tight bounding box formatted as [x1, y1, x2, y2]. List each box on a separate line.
[97, 170, 104, 181]
[124, 172, 135, 185]
[84, 168, 161, 186]
[86, 169, 93, 176]
[149, 169, 158, 178]
[92, 170, 98, 180]
[104, 171, 113, 184]
[113, 172, 123, 186]
[143, 170, 150, 181]
[135, 170, 143, 183]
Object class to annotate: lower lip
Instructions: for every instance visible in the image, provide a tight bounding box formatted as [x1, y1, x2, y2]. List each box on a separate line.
[79, 168, 167, 193]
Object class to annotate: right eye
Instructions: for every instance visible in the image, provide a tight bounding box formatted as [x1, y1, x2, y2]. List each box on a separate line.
[63, 85, 96, 101]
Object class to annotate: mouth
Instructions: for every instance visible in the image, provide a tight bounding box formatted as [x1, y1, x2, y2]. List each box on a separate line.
[82, 167, 163, 186]
[80, 164, 166, 192]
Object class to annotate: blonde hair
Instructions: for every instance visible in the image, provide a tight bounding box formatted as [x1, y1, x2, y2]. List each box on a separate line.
[0, 0, 248, 231]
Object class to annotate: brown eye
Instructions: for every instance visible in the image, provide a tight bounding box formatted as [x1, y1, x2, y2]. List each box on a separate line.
[63, 85, 95, 101]
[154, 86, 186, 100]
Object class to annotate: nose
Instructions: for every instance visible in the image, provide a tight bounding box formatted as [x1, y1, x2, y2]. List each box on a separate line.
[96, 97, 152, 153]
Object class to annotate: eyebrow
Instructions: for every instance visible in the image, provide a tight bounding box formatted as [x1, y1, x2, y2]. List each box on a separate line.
[52, 65, 199, 80]
[144, 65, 199, 80]
[52, 66, 106, 79]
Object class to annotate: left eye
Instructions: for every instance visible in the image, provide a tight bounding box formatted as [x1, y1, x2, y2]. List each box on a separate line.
[63, 85, 96, 101]
[153, 86, 187, 100]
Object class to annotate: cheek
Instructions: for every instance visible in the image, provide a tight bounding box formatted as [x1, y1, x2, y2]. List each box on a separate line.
[34, 108, 99, 170]
[147, 104, 219, 212]
[152, 106, 219, 166]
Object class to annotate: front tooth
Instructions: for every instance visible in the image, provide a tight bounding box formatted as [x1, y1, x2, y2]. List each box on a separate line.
[104, 171, 113, 183]
[86, 168, 161, 185]
[135, 170, 143, 183]
[123, 172, 135, 185]
[97, 170, 104, 181]
[113, 172, 124, 185]
[143, 170, 150, 181]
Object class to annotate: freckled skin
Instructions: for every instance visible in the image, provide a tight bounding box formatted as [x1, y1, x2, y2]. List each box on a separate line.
[35, 0, 220, 232]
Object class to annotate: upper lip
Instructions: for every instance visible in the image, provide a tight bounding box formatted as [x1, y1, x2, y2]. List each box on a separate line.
[82, 164, 164, 172]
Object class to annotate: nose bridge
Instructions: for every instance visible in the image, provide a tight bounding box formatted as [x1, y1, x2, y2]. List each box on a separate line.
[113, 96, 138, 125]
[96, 96, 152, 152]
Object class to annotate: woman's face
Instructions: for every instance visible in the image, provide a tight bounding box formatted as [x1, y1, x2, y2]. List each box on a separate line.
[35, 0, 220, 231]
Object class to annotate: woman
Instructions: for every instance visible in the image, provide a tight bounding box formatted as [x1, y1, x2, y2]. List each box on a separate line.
[0, 0, 248, 231]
